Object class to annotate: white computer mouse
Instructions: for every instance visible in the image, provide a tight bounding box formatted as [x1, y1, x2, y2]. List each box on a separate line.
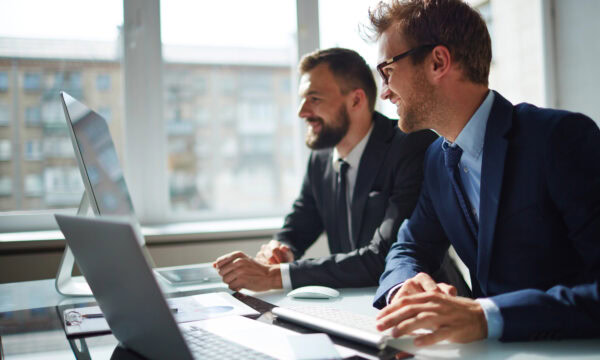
[287, 285, 340, 299]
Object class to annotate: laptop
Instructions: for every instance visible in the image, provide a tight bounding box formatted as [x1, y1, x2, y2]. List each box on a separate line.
[54, 214, 295, 360]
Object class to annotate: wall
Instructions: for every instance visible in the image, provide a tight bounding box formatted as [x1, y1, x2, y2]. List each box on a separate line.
[0, 235, 330, 283]
[553, 0, 600, 125]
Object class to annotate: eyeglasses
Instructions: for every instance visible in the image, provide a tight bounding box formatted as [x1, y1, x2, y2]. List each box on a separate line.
[376, 44, 438, 85]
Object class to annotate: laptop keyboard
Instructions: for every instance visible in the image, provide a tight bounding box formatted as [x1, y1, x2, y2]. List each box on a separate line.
[284, 306, 380, 334]
[183, 325, 277, 360]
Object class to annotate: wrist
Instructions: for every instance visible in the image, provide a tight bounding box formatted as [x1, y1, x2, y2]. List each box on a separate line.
[268, 264, 283, 289]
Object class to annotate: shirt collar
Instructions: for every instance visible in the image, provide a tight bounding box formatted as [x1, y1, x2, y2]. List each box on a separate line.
[444, 90, 494, 159]
[333, 123, 374, 172]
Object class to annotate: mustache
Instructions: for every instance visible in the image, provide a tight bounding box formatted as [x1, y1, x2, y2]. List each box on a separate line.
[306, 117, 324, 124]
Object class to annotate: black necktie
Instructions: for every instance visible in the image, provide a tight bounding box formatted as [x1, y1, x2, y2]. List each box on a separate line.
[443, 144, 478, 238]
[336, 159, 353, 251]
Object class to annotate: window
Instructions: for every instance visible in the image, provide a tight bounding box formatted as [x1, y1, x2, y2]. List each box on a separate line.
[160, 0, 301, 217]
[0, 104, 9, 125]
[0, 72, 8, 91]
[0, 177, 11, 196]
[0, 0, 123, 216]
[24, 140, 43, 161]
[23, 73, 42, 91]
[319, 0, 397, 118]
[24, 174, 43, 196]
[0, 140, 11, 160]
[96, 74, 111, 91]
[25, 106, 42, 125]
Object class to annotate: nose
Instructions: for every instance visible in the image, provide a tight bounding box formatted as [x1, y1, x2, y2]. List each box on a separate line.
[297, 99, 312, 119]
[380, 81, 392, 100]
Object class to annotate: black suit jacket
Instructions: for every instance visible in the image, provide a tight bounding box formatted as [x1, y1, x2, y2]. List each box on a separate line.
[275, 111, 438, 288]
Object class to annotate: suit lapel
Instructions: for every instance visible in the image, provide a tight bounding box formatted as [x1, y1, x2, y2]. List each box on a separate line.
[476, 91, 513, 294]
[351, 113, 393, 248]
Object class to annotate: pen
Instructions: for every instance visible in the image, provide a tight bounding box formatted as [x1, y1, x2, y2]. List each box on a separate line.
[68, 308, 178, 321]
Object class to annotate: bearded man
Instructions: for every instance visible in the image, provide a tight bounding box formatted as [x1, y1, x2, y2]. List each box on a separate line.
[214, 48, 463, 294]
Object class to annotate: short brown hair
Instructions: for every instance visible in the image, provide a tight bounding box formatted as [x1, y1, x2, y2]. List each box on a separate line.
[368, 0, 491, 85]
[299, 48, 377, 112]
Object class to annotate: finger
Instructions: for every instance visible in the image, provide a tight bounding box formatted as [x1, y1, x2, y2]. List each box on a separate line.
[214, 251, 247, 268]
[414, 272, 439, 292]
[271, 248, 288, 264]
[219, 257, 250, 278]
[437, 283, 457, 296]
[414, 326, 454, 347]
[376, 303, 441, 331]
[397, 281, 424, 297]
[378, 291, 447, 321]
[392, 311, 442, 338]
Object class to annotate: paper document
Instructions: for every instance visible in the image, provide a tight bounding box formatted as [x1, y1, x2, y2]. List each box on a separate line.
[63, 292, 259, 336]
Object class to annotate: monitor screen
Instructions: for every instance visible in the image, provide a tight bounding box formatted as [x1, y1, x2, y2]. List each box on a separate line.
[60, 92, 135, 216]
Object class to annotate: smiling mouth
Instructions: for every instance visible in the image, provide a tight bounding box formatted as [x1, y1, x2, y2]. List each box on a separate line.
[307, 120, 322, 133]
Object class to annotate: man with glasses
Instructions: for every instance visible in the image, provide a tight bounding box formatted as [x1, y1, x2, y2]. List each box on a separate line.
[213, 48, 468, 294]
[369, 0, 600, 345]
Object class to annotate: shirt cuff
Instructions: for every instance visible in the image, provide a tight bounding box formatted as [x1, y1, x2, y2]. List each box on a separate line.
[385, 283, 404, 305]
[280, 263, 292, 290]
[476, 298, 504, 339]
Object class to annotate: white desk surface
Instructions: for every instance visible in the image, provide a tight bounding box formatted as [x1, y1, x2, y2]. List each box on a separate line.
[1, 277, 599, 359]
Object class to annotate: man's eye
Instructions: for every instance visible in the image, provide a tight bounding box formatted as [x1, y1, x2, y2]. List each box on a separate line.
[384, 67, 393, 77]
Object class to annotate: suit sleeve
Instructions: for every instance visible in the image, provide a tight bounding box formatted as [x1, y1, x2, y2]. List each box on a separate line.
[288, 131, 437, 290]
[373, 171, 451, 308]
[491, 115, 600, 341]
[274, 152, 325, 259]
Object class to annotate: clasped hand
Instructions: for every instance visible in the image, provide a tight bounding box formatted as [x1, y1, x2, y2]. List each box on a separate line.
[376, 272, 487, 346]
[213, 250, 284, 292]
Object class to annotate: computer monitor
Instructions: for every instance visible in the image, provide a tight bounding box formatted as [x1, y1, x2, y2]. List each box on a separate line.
[56, 92, 219, 296]
[60, 91, 135, 217]
[56, 92, 140, 296]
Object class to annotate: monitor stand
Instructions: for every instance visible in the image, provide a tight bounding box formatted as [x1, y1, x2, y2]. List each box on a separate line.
[55, 193, 93, 296]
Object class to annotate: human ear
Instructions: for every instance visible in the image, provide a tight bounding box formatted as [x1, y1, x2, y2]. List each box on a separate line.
[429, 45, 452, 80]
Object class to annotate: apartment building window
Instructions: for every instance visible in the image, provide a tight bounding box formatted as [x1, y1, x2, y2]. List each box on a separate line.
[0, 72, 8, 91]
[24, 140, 43, 161]
[24, 174, 43, 196]
[0, 104, 9, 125]
[0, 177, 11, 196]
[0, 140, 11, 160]
[96, 73, 111, 91]
[25, 106, 42, 125]
[23, 73, 42, 91]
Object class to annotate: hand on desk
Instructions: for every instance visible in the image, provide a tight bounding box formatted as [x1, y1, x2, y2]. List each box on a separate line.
[378, 272, 487, 347]
[213, 251, 283, 292]
[255, 240, 294, 265]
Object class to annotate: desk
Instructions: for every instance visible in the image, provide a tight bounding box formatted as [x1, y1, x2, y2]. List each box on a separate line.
[1, 278, 599, 359]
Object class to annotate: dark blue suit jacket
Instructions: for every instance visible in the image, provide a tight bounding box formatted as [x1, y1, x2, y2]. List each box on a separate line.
[374, 91, 600, 341]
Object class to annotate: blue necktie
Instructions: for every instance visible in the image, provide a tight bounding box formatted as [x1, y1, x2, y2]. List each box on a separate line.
[443, 144, 478, 238]
[336, 159, 353, 251]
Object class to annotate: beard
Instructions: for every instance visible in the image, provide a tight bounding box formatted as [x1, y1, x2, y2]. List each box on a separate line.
[305, 105, 350, 149]
[397, 68, 436, 133]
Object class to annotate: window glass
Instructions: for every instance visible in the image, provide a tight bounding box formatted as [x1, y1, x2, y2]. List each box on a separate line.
[0, 72, 8, 91]
[0, 0, 123, 212]
[160, 0, 301, 217]
[319, 0, 398, 119]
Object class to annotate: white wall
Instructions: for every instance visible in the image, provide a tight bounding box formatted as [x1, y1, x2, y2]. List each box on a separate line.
[553, 0, 600, 125]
